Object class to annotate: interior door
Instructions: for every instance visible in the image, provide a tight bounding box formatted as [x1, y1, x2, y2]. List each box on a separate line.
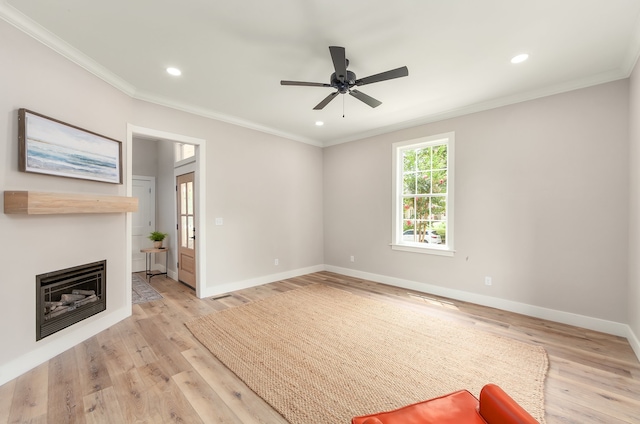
[132, 177, 155, 272]
[177, 172, 196, 289]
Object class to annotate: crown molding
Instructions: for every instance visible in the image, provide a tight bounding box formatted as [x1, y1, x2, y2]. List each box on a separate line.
[0, 1, 323, 148]
[132, 90, 323, 148]
[622, 12, 640, 76]
[2, 0, 637, 150]
[0, 2, 136, 96]
[323, 68, 628, 147]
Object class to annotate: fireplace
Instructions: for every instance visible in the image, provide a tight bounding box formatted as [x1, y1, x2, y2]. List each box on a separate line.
[36, 260, 106, 341]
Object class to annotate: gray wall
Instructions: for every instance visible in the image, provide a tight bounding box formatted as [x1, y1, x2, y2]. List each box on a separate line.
[0, 18, 133, 381]
[132, 137, 159, 176]
[629, 60, 640, 348]
[132, 137, 177, 275]
[323, 80, 630, 324]
[0, 18, 324, 384]
[1, 12, 638, 385]
[158, 139, 179, 277]
[130, 100, 325, 285]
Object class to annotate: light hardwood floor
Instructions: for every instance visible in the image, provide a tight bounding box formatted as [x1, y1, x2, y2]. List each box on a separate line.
[1, 271, 639, 423]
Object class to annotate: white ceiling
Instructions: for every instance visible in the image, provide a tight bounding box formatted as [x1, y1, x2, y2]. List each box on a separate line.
[2, 0, 640, 147]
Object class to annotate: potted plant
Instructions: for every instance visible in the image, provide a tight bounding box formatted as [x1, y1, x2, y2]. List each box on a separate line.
[148, 231, 167, 248]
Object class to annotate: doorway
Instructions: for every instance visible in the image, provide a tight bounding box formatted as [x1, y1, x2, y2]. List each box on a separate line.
[177, 172, 196, 289]
[126, 125, 207, 299]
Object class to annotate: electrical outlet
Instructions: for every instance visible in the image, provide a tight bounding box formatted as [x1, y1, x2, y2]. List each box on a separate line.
[274, 259, 279, 266]
[485, 276, 492, 286]
[350, 255, 355, 262]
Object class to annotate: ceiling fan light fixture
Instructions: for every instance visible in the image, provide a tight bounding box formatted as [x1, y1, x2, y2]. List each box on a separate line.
[280, 46, 408, 111]
[166, 67, 182, 76]
[315, 121, 324, 126]
[511, 53, 529, 64]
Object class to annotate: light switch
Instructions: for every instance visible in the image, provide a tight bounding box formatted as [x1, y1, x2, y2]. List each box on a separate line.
[215, 218, 223, 226]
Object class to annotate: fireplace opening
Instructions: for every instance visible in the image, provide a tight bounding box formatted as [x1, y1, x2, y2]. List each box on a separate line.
[36, 260, 106, 341]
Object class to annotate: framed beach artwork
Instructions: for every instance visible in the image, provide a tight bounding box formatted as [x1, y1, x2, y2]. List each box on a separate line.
[18, 109, 123, 184]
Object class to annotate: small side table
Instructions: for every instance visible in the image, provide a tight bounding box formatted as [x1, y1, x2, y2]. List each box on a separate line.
[140, 247, 168, 282]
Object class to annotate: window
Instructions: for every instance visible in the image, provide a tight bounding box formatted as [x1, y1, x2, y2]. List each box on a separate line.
[175, 143, 195, 164]
[392, 132, 454, 256]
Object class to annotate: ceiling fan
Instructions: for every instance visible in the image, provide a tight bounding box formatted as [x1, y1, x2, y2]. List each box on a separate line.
[280, 46, 409, 110]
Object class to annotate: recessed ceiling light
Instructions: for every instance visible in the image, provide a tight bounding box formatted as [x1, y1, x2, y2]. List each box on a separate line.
[511, 54, 529, 64]
[315, 121, 324, 126]
[166, 67, 182, 76]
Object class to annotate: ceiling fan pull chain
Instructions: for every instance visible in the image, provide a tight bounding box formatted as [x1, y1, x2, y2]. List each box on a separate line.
[343, 94, 345, 118]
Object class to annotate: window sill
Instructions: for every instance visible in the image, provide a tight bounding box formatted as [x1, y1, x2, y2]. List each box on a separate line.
[175, 156, 196, 168]
[390, 243, 455, 257]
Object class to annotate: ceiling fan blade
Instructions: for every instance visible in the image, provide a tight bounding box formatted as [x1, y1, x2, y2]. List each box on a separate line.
[329, 46, 347, 83]
[355, 66, 409, 86]
[313, 91, 340, 110]
[281, 80, 332, 87]
[349, 89, 382, 108]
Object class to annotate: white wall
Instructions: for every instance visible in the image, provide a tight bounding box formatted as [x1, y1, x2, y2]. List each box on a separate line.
[628, 59, 640, 356]
[0, 18, 324, 385]
[324, 80, 630, 326]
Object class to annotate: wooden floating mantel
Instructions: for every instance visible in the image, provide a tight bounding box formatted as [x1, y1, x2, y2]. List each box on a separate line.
[4, 191, 138, 215]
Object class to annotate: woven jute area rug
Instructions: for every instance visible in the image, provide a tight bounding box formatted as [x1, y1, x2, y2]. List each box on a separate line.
[186, 284, 548, 423]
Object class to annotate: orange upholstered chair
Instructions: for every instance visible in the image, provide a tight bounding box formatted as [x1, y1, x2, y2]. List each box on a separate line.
[351, 384, 539, 424]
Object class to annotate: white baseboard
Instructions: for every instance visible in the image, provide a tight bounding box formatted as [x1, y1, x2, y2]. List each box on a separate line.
[167, 268, 178, 281]
[202, 265, 639, 362]
[0, 307, 130, 387]
[4, 265, 636, 388]
[199, 265, 326, 299]
[628, 326, 640, 361]
[325, 265, 631, 339]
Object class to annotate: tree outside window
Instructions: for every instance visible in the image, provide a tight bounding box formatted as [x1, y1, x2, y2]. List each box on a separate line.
[393, 133, 454, 255]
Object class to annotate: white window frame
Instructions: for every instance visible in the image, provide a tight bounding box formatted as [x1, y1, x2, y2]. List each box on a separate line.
[175, 142, 196, 167]
[391, 132, 455, 257]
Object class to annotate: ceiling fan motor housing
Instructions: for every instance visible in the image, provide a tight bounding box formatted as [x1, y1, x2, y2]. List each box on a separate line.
[331, 71, 357, 93]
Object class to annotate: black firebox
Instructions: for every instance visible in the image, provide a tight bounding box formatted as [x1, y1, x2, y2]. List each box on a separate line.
[36, 260, 106, 341]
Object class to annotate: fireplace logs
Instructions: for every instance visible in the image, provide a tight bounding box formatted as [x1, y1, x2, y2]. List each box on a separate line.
[44, 289, 98, 319]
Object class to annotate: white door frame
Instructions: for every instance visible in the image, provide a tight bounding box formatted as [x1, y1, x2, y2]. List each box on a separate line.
[126, 124, 207, 299]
